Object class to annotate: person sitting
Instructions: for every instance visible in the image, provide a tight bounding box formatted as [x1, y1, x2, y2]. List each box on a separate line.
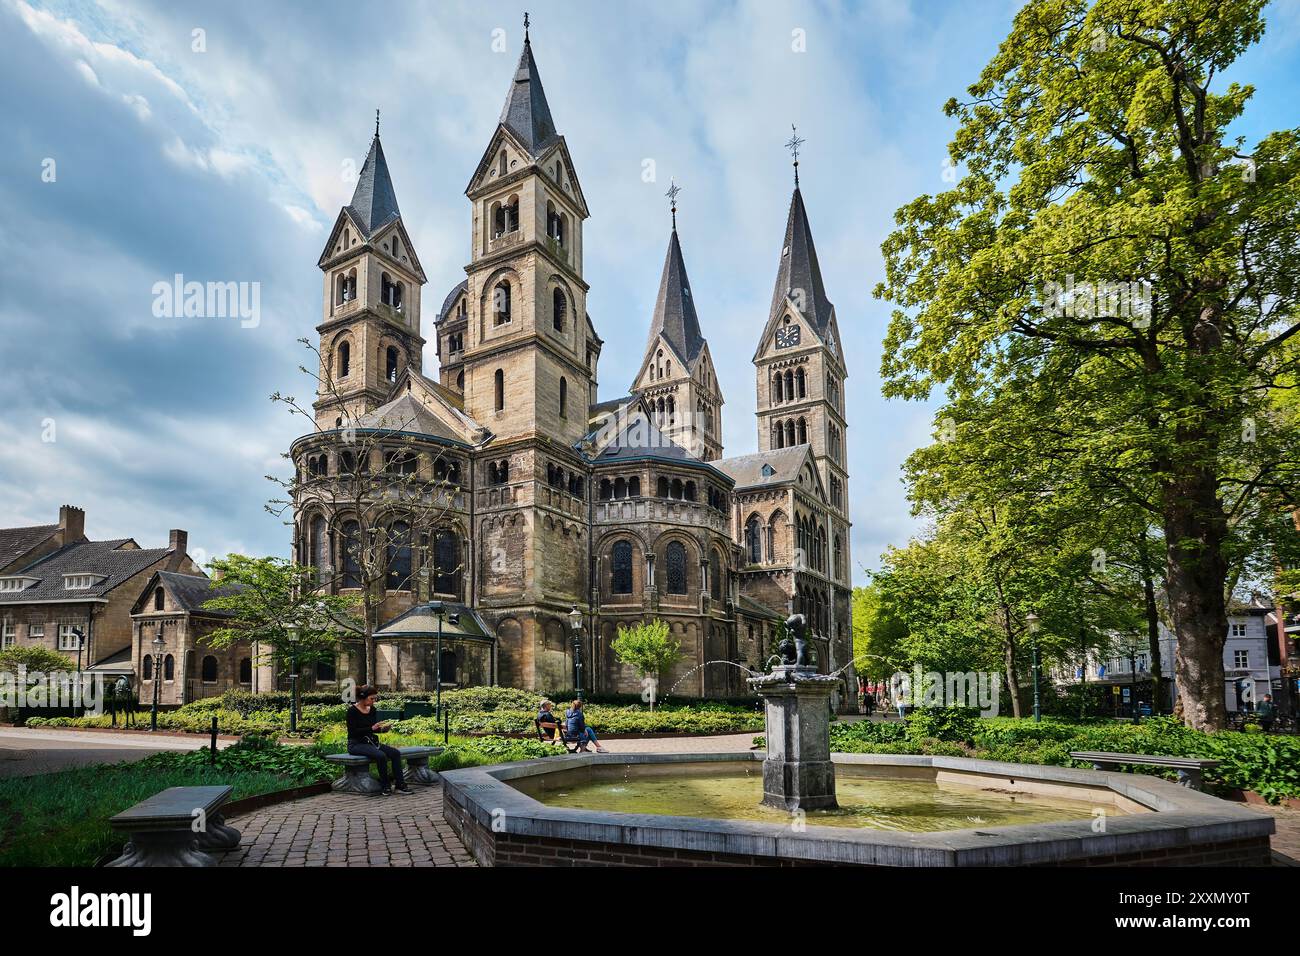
[564, 699, 607, 753]
[347, 685, 411, 795]
[537, 700, 563, 743]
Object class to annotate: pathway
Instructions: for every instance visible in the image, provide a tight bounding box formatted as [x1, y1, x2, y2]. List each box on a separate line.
[0, 726, 231, 779]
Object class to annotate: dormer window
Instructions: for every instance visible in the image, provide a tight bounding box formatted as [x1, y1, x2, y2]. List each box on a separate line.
[0, 576, 36, 592]
[63, 573, 106, 590]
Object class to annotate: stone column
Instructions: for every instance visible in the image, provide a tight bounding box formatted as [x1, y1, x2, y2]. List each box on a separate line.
[750, 665, 838, 811]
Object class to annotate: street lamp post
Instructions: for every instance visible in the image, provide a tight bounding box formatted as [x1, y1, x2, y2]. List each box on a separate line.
[71, 626, 86, 717]
[1026, 612, 1041, 723]
[429, 601, 445, 719]
[150, 625, 164, 732]
[569, 606, 584, 701]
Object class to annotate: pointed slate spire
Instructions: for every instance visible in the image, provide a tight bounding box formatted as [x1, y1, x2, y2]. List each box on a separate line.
[768, 187, 834, 337]
[499, 32, 559, 156]
[647, 226, 706, 368]
[346, 129, 401, 237]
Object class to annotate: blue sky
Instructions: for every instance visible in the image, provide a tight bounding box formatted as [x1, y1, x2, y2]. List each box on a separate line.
[1, 0, 1296, 583]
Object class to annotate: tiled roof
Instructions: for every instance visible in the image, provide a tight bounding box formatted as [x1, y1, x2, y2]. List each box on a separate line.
[345, 134, 401, 238]
[0, 524, 57, 570]
[436, 279, 468, 325]
[499, 38, 559, 156]
[375, 602, 492, 640]
[0, 539, 173, 604]
[594, 415, 698, 465]
[154, 571, 244, 617]
[767, 187, 835, 339]
[356, 393, 468, 445]
[715, 446, 809, 488]
[645, 229, 706, 368]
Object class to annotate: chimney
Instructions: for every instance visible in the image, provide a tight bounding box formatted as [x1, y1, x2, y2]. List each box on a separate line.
[58, 505, 85, 544]
[168, 529, 188, 553]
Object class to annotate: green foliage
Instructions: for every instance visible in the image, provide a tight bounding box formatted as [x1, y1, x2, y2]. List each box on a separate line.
[905, 706, 980, 744]
[610, 619, 683, 687]
[0, 645, 74, 674]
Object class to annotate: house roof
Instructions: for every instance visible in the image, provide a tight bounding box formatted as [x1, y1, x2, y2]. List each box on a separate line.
[0, 524, 57, 570]
[0, 539, 174, 604]
[132, 570, 244, 618]
[345, 133, 401, 238]
[715, 446, 809, 489]
[436, 279, 468, 325]
[355, 392, 468, 445]
[645, 228, 706, 369]
[375, 602, 494, 641]
[498, 37, 559, 157]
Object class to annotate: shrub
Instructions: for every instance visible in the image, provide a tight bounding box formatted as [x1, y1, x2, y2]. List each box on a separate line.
[906, 706, 980, 744]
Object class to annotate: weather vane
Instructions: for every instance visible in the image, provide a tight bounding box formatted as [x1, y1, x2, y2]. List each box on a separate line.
[375, 108, 380, 138]
[666, 179, 681, 229]
[524, 11, 530, 41]
[785, 124, 805, 186]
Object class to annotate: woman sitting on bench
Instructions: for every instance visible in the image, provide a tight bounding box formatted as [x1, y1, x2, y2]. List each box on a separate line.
[564, 699, 607, 753]
[347, 686, 412, 795]
[537, 700, 563, 742]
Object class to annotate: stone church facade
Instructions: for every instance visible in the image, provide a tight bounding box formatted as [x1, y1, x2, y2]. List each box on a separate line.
[288, 31, 852, 702]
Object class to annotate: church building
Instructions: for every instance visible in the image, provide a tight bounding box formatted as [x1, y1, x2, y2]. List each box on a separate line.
[289, 27, 852, 702]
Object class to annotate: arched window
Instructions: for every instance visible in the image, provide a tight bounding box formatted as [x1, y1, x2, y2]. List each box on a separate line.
[553, 288, 566, 331]
[657, 476, 669, 498]
[153, 587, 164, 611]
[142, 654, 154, 681]
[745, 516, 763, 564]
[670, 478, 683, 500]
[798, 418, 808, 445]
[684, 481, 696, 502]
[310, 516, 328, 577]
[796, 367, 806, 398]
[559, 377, 568, 418]
[434, 531, 460, 596]
[785, 420, 797, 447]
[611, 541, 633, 594]
[163, 654, 175, 681]
[316, 657, 336, 683]
[665, 542, 688, 595]
[456, 371, 464, 391]
[494, 281, 512, 325]
[494, 369, 505, 411]
[237, 657, 251, 684]
[440, 649, 458, 685]
[784, 370, 794, 400]
[338, 341, 351, 378]
[774, 373, 784, 402]
[709, 551, 721, 601]
[774, 421, 785, 449]
[613, 477, 626, 499]
[497, 149, 507, 177]
[667, 396, 675, 422]
[834, 535, 843, 578]
[629, 477, 641, 497]
[386, 346, 399, 382]
[341, 521, 361, 588]
[201, 655, 218, 683]
[386, 521, 412, 590]
[599, 478, 612, 499]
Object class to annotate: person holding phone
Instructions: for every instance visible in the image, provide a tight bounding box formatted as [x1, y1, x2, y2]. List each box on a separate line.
[347, 685, 411, 795]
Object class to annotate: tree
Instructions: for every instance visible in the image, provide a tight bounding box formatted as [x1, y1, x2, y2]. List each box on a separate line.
[201, 555, 357, 720]
[851, 583, 908, 684]
[269, 338, 464, 684]
[611, 619, 683, 710]
[876, 0, 1300, 729]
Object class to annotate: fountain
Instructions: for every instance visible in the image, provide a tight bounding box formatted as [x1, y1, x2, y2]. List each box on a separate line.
[749, 614, 840, 811]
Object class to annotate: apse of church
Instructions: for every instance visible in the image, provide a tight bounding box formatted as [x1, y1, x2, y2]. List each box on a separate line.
[287, 27, 852, 704]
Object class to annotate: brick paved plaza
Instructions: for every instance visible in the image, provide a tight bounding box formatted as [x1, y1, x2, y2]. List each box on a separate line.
[214, 732, 1300, 868]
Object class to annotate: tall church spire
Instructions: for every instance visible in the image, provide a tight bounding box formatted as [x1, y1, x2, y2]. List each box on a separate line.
[347, 127, 401, 237]
[498, 25, 559, 156]
[646, 224, 706, 369]
[767, 186, 835, 341]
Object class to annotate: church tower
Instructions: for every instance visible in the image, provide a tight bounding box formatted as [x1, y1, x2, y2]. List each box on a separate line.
[458, 26, 594, 448]
[630, 196, 724, 461]
[314, 122, 427, 429]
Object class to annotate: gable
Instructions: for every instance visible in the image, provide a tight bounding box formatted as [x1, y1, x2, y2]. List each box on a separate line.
[753, 299, 820, 364]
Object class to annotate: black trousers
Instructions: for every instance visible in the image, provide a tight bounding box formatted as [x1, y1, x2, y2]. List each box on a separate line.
[348, 742, 405, 789]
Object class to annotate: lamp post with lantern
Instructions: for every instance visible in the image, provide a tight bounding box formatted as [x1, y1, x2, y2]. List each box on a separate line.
[569, 605, 585, 701]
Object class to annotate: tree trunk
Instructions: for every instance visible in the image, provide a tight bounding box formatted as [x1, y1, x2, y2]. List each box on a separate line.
[1162, 469, 1229, 731]
[1136, 533, 1166, 713]
[1003, 641, 1022, 718]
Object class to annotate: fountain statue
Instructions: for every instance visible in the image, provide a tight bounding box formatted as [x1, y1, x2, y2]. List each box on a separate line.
[748, 613, 838, 811]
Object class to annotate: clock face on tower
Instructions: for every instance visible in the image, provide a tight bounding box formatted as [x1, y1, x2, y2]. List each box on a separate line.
[775, 324, 801, 349]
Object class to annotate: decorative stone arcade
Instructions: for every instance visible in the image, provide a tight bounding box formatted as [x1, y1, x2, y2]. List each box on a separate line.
[748, 614, 839, 811]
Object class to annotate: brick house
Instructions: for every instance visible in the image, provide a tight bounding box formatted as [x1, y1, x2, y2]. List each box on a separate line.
[0, 509, 200, 681]
[129, 570, 258, 706]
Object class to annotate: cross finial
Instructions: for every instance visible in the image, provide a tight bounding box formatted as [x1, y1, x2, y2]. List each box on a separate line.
[524, 11, 530, 42]
[666, 179, 681, 230]
[375, 108, 380, 138]
[785, 124, 805, 187]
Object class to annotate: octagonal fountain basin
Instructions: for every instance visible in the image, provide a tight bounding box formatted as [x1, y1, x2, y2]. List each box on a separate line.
[441, 752, 1275, 867]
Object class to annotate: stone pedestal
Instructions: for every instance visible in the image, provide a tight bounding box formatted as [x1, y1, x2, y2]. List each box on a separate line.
[749, 665, 838, 811]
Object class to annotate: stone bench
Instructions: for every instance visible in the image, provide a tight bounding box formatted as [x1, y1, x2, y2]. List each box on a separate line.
[398, 746, 444, 786]
[325, 748, 446, 793]
[1069, 751, 1220, 791]
[107, 785, 240, 867]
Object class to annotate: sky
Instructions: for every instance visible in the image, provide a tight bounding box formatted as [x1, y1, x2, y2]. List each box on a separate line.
[1, 0, 1297, 584]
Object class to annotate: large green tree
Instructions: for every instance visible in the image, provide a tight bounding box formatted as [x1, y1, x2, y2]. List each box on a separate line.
[876, 0, 1300, 729]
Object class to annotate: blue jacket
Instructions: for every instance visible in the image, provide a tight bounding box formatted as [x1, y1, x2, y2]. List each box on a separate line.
[565, 708, 585, 736]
